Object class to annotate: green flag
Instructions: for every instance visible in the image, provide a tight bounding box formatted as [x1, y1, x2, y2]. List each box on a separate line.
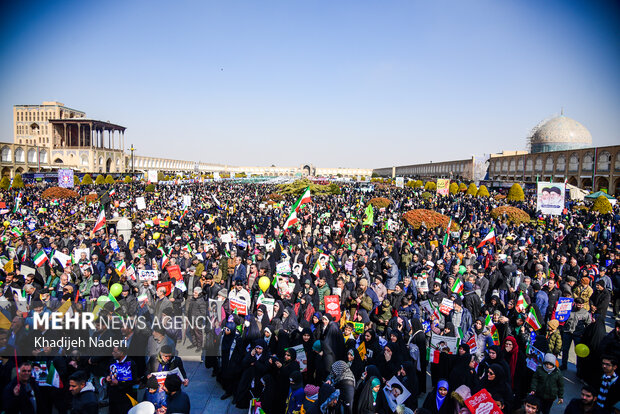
[362, 204, 374, 226]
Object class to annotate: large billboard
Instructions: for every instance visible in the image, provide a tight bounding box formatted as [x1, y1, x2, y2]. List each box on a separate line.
[437, 179, 450, 196]
[536, 182, 565, 215]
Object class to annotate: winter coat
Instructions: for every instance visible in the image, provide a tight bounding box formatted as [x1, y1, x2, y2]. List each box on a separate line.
[70, 382, 98, 414]
[531, 366, 564, 400]
[546, 329, 562, 356]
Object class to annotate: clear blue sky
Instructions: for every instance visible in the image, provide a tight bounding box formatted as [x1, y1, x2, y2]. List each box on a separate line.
[1, 0, 618, 168]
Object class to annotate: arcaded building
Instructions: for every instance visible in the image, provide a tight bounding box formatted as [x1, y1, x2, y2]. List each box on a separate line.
[488, 115, 619, 194]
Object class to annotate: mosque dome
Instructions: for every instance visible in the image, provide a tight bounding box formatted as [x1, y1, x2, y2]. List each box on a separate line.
[529, 115, 592, 153]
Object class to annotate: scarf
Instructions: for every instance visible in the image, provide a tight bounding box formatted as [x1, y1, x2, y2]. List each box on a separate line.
[329, 360, 356, 386]
[436, 380, 449, 410]
[503, 336, 519, 387]
[371, 377, 380, 402]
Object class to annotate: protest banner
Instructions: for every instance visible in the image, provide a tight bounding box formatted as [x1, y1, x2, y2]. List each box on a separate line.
[537, 182, 565, 215]
[383, 376, 411, 412]
[464, 389, 503, 414]
[257, 296, 275, 320]
[439, 298, 454, 315]
[324, 295, 341, 321]
[151, 367, 184, 386]
[554, 297, 573, 322]
[167, 265, 182, 281]
[230, 297, 248, 316]
[138, 269, 159, 281]
[430, 333, 459, 354]
[290, 344, 308, 372]
[437, 179, 450, 196]
[136, 197, 146, 210]
[276, 261, 291, 275]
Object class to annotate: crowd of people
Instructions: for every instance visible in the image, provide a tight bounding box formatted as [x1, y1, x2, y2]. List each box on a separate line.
[0, 179, 619, 414]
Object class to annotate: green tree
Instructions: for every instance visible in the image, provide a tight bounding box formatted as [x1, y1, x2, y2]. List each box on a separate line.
[0, 177, 10, 190]
[371, 172, 379, 178]
[74, 175, 80, 186]
[164, 175, 171, 181]
[12, 174, 24, 189]
[95, 175, 105, 185]
[105, 175, 115, 184]
[328, 183, 341, 195]
[124, 175, 132, 184]
[477, 185, 490, 197]
[459, 182, 467, 192]
[507, 183, 525, 202]
[145, 184, 155, 192]
[157, 171, 165, 182]
[81, 174, 93, 185]
[449, 182, 459, 194]
[591, 195, 612, 214]
[466, 183, 478, 195]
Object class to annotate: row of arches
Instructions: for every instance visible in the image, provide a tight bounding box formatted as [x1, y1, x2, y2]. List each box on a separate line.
[134, 158, 194, 170]
[490, 150, 620, 174]
[1, 146, 48, 164]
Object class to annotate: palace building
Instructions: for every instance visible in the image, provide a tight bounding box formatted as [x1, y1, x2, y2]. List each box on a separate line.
[1, 101, 371, 179]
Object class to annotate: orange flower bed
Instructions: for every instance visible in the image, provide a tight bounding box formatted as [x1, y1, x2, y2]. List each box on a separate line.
[80, 194, 98, 203]
[368, 197, 392, 208]
[490, 206, 530, 224]
[402, 209, 458, 230]
[42, 187, 79, 199]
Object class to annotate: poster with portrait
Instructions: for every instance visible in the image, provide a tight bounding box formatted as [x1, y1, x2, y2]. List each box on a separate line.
[58, 169, 74, 188]
[290, 344, 308, 372]
[430, 333, 459, 354]
[147, 170, 158, 183]
[257, 296, 275, 320]
[208, 299, 223, 324]
[383, 376, 411, 412]
[537, 182, 565, 215]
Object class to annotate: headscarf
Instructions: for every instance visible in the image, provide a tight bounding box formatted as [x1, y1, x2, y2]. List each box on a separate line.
[436, 379, 449, 410]
[371, 377, 381, 401]
[474, 317, 485, 335]
[502, 336, 519, 387]
[329, 360, 356, 386]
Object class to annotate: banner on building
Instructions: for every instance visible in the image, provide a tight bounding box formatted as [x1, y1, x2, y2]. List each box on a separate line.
[536, 182, 565, 215]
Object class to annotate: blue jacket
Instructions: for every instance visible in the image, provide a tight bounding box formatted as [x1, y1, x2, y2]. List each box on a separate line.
[535, 290, 549, 318]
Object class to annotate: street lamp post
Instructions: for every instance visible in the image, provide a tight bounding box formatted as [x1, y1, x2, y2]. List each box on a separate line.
[130, 144, 135, 196]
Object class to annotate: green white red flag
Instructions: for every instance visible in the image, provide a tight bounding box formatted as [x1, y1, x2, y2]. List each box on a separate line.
[93, 209, 106, 233]
[33, 251, 48, 267]
[526, 307, 542, 331]
[477, 228, 496, 248]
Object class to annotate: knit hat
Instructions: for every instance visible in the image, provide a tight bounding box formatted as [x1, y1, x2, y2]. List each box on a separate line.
[463, 282, 473, 292]
[304, 384, 320, 397]
[543, 353, 556, 366]
[547, 320, 559, 331]
[312, 340, 322, 352]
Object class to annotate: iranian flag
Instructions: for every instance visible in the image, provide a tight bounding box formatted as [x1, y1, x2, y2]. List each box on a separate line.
[328, 258, 337, 274]
[284, 187, 312, 229]
[443, 218, 452, 246]
[485, 315, 500, 345]
[33, 251, 48, 267]
[516, 291, 526, 313]
[13, 191, 23, 213]
[477, 228, 496, 248]
[182, 243, 193, 254]
[109, 189, 116, 196]
[92, 209, 106, 233]
[427, 348, 441, 364]
[158, 248, 169, 268]
[451, 278, 464, 296]
[180, 205, 188, 220]
[46, 362, 63, 388]
[311, 260, 321, 276]
[115, 261, 126, 276]
[466, 335, 478, 354]
[526, 307, 542, 331]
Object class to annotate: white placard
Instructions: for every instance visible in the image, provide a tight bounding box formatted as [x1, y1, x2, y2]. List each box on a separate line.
[183, 195, 192, 207]
[148, 170, 158, 183]
[136, 197, 146, 210]
[138, 269, 159, 281]
[276, 261, 291, 275]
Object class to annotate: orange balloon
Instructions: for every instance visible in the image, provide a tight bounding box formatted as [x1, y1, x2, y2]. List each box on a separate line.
[114, 201, 120, 207]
